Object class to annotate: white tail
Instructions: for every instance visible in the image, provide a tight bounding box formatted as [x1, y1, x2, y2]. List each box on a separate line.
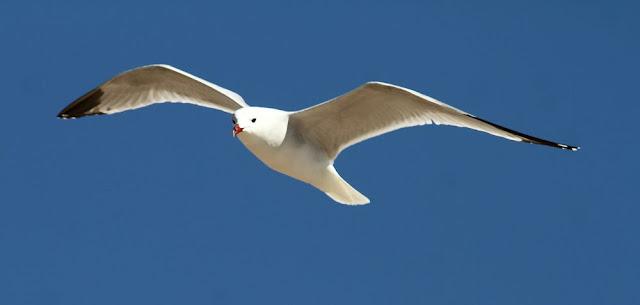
[322, 166, 370, 205]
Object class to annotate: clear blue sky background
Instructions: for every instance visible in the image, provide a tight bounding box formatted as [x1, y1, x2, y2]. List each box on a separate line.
[0, 0, 637, 304]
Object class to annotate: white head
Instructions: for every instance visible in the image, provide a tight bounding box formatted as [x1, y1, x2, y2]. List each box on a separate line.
[232, 107, 289, 146]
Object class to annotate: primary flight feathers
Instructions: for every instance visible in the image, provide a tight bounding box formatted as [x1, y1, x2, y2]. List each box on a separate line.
[59, 64, 578, 205]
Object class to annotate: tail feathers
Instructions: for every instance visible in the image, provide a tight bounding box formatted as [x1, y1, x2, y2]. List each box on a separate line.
[323, 167, 370, 205]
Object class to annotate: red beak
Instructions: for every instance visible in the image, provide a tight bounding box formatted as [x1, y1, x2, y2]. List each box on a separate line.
[233, 124, 244, 137]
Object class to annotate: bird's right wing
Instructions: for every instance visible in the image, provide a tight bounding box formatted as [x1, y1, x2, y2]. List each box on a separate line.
[290, 81, 578, 159]
[58, 64, 248, 118]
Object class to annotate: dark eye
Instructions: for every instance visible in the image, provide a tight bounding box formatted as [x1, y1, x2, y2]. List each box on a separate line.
[251, 118, 256, 123]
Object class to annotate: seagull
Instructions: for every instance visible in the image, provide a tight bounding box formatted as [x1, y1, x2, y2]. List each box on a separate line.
[58, 64, 579, 205]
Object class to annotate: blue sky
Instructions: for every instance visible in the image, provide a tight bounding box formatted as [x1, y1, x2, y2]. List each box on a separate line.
[0, 0, 638, 304]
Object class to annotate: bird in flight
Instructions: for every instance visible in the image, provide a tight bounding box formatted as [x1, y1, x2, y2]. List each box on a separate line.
[58, 64, 578, 205]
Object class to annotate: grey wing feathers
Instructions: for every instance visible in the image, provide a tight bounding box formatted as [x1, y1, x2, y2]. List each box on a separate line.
[290, 81, 578, 159]
[58, 64, 247, 118]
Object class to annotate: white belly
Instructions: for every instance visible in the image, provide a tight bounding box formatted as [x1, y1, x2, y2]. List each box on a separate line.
[238, 134, 329, 186]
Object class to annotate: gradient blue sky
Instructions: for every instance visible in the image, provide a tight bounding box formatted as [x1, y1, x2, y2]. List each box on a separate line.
[1, 0, 638, 304]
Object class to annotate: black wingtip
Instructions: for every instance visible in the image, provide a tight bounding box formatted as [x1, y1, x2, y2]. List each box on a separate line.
[465, 114, 580, 152]
[57, 88, 106, 119]
[554, 143, 580, 151]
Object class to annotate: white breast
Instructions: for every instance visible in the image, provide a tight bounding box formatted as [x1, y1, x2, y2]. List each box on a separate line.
[238, 133, 329, 186]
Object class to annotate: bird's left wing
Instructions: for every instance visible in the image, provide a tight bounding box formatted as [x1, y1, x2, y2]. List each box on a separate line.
[290, 82, 578, 159]
[58, 64, 248, 118]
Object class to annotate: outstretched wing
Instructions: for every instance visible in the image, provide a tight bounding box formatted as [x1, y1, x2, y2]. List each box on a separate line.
[58, 64, 248, 118]
[290, 81, 578, 159]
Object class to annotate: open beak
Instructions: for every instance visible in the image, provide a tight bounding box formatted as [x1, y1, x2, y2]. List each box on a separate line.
[232, 124, 244, 137]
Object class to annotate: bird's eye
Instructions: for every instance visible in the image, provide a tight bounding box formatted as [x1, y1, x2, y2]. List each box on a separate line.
[251, 118, 256, 123]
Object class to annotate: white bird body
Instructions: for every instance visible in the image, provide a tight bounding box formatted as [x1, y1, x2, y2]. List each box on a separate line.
[234, 107, 369, 204]
[58, 64, 578, 205]
[239, 127, 324, 185]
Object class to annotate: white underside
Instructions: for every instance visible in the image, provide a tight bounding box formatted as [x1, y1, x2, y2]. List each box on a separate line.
[238, 133, 369, 205]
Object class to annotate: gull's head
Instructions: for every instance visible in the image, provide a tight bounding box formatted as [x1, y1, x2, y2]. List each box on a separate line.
[232, 107, 289, 146]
